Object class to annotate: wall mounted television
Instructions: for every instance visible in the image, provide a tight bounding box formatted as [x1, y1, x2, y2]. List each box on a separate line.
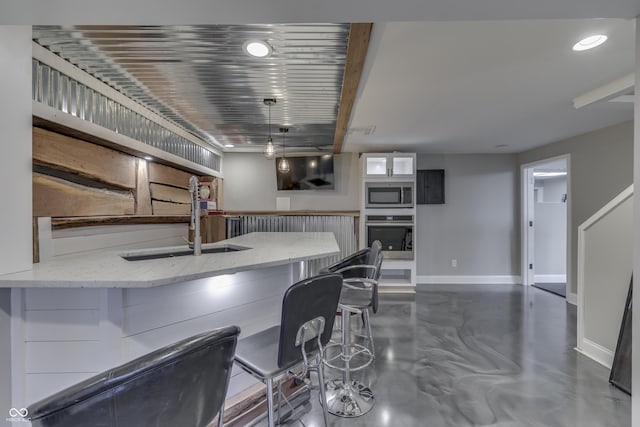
[276, 155, 335, 191]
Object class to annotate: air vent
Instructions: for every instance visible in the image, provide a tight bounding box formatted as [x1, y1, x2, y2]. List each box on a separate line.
[348, 125, 376, 136]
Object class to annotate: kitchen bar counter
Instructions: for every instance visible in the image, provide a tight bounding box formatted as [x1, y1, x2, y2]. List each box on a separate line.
[0, 232, 339, 288]
[8, 231, 340, 406]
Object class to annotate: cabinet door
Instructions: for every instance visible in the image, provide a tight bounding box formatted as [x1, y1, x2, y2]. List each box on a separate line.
[391, 156, 414, 177]
[417, 169, 444, 204]
[365, 156, 389, 177]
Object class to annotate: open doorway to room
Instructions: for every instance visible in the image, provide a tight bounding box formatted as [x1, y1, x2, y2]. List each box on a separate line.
[521, 155, 570, 299]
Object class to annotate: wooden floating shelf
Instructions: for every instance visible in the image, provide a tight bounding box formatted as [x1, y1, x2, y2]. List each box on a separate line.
[51, 215, 192, 230]
[222, 210, 360, 216]
[50, 211, 360, 230]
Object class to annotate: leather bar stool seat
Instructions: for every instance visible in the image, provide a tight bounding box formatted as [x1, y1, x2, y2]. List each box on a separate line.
[27, 326, 240, 427]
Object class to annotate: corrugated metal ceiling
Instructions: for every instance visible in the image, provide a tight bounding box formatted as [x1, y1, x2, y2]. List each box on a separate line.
[32, 24, 350, 151]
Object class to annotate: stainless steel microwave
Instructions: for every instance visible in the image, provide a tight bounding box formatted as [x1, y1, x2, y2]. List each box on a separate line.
[365, 182, 414, 209]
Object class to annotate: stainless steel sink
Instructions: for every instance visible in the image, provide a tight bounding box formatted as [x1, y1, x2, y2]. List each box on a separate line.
[121, 245, 250, 261]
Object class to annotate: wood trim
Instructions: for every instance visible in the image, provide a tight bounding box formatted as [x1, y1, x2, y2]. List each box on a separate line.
[135, 159, 153, 215]
[50, 212, 357, 230]
[33, 217, 40, 264]
[148, 162, 193, 189]
[51, 215, 191, 230]
[222, 210, 360, 217]
[150, 183, 191, 204]
[152, 200, 191, 215]
[33, 173, 135, 217]
[33, 127, 137, 189]
[332, 23, 373, 154]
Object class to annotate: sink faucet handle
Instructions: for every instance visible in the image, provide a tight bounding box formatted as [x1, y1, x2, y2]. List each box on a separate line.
[182, 237, 194, 249]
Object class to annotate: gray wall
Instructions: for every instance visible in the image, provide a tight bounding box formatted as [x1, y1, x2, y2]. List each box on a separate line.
[519, 120, 634, 295]
[416, 154, 519, 277]
[534, 177, 567, 276]
[222, 152, 360, 211]
[0, 289, 11, 422]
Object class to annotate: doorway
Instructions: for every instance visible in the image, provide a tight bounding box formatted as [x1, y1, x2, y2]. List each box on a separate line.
[521, 155, 570, 299]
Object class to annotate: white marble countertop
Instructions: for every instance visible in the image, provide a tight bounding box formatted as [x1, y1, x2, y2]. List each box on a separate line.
[0, 232, 339, 288]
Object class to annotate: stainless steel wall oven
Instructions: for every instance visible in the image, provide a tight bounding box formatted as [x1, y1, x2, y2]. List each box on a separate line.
[365, 215, 414, 260]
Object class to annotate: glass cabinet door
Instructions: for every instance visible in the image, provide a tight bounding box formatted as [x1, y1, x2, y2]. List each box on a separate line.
[365, 156, 389, 176]
[391, 156, 414, 177]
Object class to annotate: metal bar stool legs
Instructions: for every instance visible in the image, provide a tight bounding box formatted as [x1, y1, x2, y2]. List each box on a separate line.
[324, 305, 375, 417]
[363, 308, 375, 357]
[234, 274, 343, 427]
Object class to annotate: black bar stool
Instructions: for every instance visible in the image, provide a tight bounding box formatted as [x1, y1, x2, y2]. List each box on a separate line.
[27, 326, 240, 427]
[321, 241, 382, 417]
[234, 273, 343, 427]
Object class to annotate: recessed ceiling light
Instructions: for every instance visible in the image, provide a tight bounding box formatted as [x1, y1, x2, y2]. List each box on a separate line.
[224, 144, 235, 148]
[143, 156, 153, 160]
[243, 40, 272, 58]
[572, 35, 608, 51]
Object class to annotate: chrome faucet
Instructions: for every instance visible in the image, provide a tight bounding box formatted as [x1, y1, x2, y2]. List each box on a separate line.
[188, 176, 202, 256]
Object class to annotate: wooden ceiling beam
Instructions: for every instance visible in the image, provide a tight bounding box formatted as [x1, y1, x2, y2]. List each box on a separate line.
[333, 23, 373, 154]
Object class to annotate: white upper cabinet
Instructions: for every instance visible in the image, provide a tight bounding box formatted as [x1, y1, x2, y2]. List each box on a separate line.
[363, 153, 415, 178]
[365, 156, 389, 176]
[392, 156, 414, 176]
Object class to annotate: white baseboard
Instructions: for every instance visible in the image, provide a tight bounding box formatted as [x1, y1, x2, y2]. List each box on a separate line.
[575, 338, 614, 369]
[417, 275, 522, 285]
[566, 292, 577, 306]
[534, 274, 566, 283]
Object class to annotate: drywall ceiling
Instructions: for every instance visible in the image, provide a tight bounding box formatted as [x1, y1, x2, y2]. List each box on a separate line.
[345, 19, 636, 154]
[1, 0, 639, 24]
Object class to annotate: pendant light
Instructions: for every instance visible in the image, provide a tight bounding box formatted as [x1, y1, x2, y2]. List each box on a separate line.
[263, 98, 276, 159]
[277, 127, 290, 173]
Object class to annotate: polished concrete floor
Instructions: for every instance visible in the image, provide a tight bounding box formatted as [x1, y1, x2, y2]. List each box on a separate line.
[275, 284, 630, 427]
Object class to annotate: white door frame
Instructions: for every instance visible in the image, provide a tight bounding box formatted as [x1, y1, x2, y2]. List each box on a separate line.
[520, 154, 572, 301]
[521, 166, 535, 286]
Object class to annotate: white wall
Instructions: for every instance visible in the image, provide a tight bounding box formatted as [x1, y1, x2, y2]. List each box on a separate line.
[0, 26, 32, 276]
[534, 176, 567, 277]
[223, 152, 360, 211]
[580, 193, 633, 365]
[0, 26, 31, 422]
[416, 154, 519, 280]
[0, 289, 10, 422]
[519, 120, 634, 295]
[632, 15, 639, 427]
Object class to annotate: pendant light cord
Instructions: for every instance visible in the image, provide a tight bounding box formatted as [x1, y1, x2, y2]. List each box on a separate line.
[268, 102, 271, 141]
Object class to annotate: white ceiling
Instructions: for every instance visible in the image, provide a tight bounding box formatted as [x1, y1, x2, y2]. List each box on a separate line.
[2, 0, 639, 24]
[345, 19, 636, 154]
